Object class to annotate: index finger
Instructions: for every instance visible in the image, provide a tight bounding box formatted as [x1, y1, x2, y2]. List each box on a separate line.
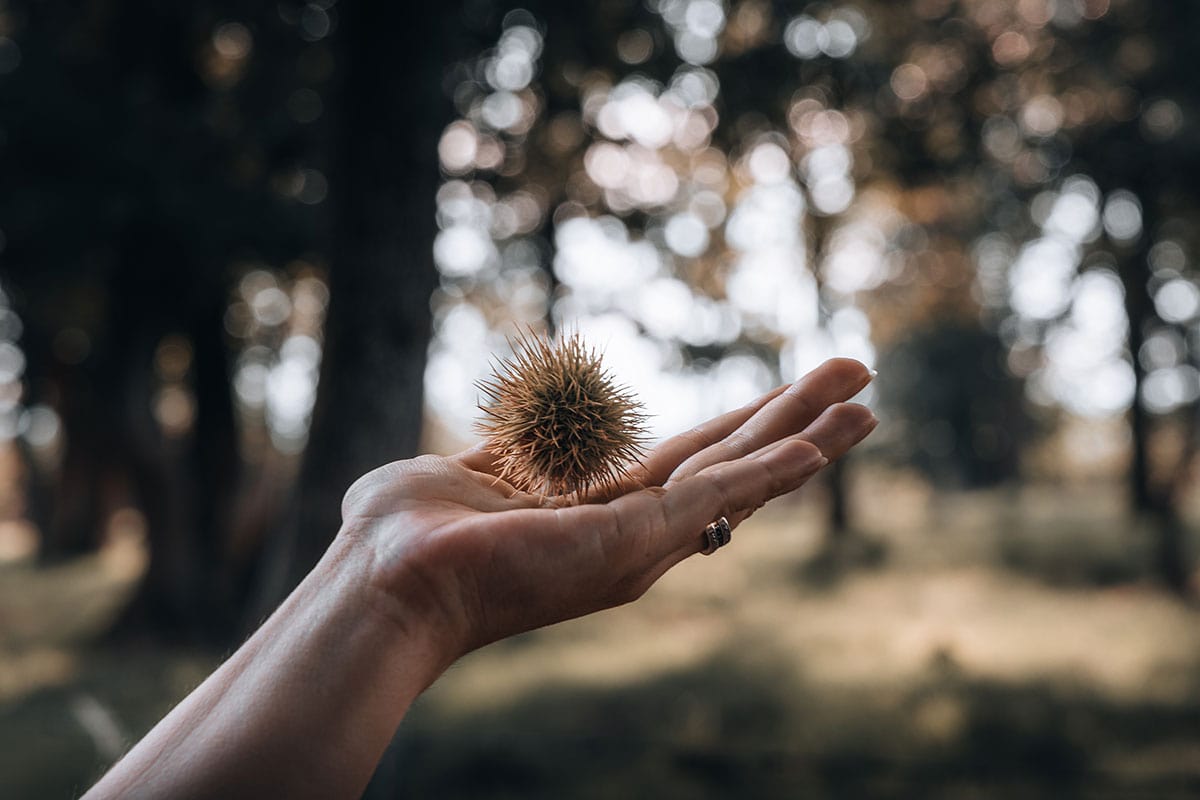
[622, 383, 790, 488]
[634, 357, 869, 494]
[668, 358, 871, 484]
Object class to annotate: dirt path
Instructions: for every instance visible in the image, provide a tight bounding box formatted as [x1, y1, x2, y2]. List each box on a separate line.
[2, 488, 1199, 798]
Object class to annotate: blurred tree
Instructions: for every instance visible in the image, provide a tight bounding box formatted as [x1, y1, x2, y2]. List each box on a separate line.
[0, 0, 327, 636]
[421, 0, 1199, 594]
[879, 320, 1028, 489]
[1074, 1, 1200, 591]
[1, 0, 1194, 668]
[420, 0, 1037, 546]
[250, 1, 458, 618]
[425, 1, 886, 541]
[947, 0, 1200, 590]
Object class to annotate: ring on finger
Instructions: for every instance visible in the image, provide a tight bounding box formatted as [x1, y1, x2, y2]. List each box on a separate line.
[700, 516, 732, 555]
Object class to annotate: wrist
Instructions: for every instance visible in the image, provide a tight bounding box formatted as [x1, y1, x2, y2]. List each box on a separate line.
[325, 519, 463, 690]
[86, 520, 457, 800]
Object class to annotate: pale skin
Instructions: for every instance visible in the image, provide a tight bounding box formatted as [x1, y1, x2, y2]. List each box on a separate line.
[82, 358, 877, 800]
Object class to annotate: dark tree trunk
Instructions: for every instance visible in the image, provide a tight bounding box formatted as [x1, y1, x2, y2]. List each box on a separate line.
[1126, 256, 1190, 593]
[1117, 233, 1156, 516]
[39, 367, 118, 558]
[1118, 113, 1192, 591]
[6, 0, 250, 640]
[1112, 181, 1189, 593]
[187, 287, 243, 635]
[108, 228, 242, 642]
[245, 6, 456, 793]
[808, 214, 852, 538]
[1095, 1, 1196, 593]
[250, 2, 451, 618]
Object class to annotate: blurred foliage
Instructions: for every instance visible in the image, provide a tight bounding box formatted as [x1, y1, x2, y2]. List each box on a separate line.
[425, 0, 1199, 585]
[0, 0, 335, 636]
[0, 0, 1196, 635]
[879, 320, 1030, 488]
[1, 2, 1200, 797]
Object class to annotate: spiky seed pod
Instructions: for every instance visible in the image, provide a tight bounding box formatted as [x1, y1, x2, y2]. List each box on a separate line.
[476, 331, 649, 503]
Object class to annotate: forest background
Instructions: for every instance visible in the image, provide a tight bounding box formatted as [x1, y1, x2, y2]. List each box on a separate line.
[1, 0, 1199, 797]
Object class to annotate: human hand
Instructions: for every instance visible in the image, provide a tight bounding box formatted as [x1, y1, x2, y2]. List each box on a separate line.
[340, 358, 877, 667]
[81, 358, 873, 800]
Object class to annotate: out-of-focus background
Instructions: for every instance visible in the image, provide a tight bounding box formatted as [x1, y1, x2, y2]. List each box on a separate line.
[2, 0, 1199, 797]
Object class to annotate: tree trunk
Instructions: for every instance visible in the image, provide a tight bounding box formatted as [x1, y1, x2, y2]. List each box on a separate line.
[1117, 234, 1155, 515]
[108, 227, 241, 642]
[188, 287, 243, 636]
[250, 1, 451, 619]
[1115, 189, 1189, 593]
[808, 213, 853, 538]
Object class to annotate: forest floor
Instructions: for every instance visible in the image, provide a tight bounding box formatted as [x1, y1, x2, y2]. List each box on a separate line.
[3, 471, 1200, 799]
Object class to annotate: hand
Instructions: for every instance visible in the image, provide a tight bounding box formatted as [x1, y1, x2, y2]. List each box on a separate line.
[81, 358, 877, 800]
[340, 358, 877, 664]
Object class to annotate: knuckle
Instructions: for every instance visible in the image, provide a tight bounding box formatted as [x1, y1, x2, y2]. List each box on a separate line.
[748, 448, 796, 496]
[758, 457, 788, 496]
[651, 496, 670, 541]
[781, 383, 817, 415]
[721, 429, 751, 454]
[680, 427, 713, 452]
[697, 469, 736, 518]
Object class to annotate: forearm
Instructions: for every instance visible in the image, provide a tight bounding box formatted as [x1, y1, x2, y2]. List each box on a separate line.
[84, 530, 447, 800]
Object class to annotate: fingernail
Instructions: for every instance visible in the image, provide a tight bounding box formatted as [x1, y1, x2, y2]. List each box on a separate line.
[867, 368, 878, 381]
[803, 451, 829, 472]
[785, 446, 827, 472]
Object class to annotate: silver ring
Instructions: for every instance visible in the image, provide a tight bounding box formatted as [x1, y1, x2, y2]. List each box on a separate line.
[700, 516, 732, 555]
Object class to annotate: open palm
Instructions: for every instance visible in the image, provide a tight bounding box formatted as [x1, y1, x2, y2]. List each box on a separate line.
[339, 359, 876, 660]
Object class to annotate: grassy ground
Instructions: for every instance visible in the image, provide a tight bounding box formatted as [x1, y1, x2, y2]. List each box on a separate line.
[3, 474, 1200, 798]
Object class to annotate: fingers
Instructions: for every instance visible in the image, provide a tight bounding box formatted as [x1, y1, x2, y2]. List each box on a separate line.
[662, 438, 829, 561]
[751, 402, 878, 466]
[472, 404, 875, 612]
[724, 402, 877, 527]
[801, 401, 879, 461]
[592, 437, 828, 569]
[457, 358, 869, 491]
[667, 358, 872, 483]
[455, 382, 792, 504]
[642, 402, 875, 558]
[620, 384, 791, 488]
